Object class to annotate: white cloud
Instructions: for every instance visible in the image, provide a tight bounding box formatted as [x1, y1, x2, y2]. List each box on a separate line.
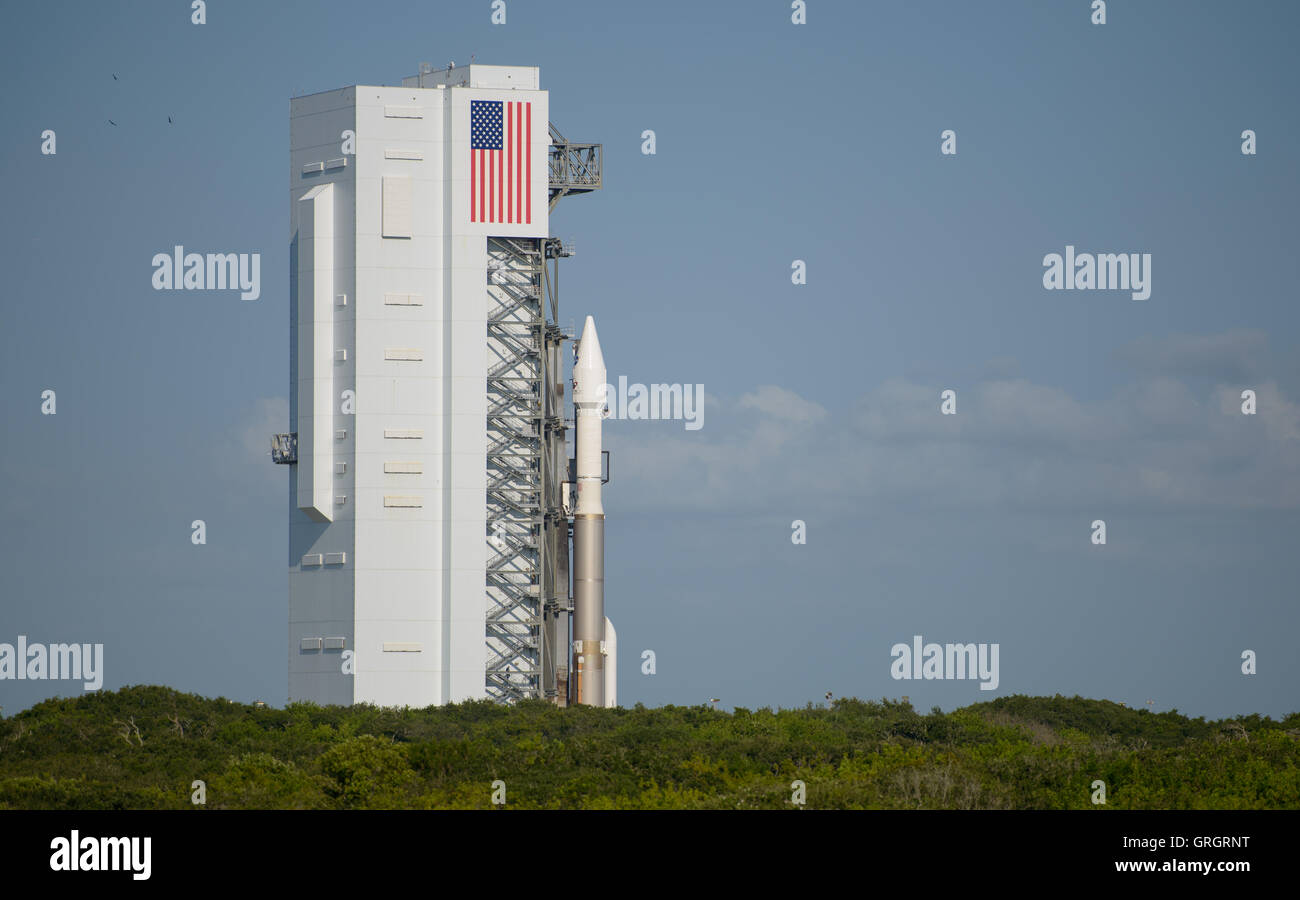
[1113, 330, 1268, 382]
[609, 364, 1300, 516]
[212, 396, 289, 495]
[737, 385, 828, 424]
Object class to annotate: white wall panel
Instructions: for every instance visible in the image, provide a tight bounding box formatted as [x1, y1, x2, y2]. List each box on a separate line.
[381, 176, 412, 238]
[296, 183, 335, 522]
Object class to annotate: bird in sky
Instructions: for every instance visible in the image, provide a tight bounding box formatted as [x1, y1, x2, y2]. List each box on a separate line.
[112, 73, 118, 80]
[108, 119, 118, 126]
[168, 115, 173, 124]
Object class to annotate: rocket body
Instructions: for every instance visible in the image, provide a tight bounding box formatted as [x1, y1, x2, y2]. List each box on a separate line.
[572, 316, 607, 706]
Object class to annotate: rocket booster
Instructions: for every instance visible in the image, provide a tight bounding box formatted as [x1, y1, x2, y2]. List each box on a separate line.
[572, 316, 608, 706]
[573, 315, 605, 517]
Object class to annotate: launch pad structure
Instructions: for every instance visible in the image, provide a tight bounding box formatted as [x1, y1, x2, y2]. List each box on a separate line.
[275, 65, 606, 709]
[481, 124, 604, 706]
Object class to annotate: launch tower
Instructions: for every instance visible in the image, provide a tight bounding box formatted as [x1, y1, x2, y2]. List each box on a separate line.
[273, 63, 603, 707]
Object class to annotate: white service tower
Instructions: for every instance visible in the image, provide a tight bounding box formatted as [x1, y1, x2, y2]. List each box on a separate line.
[274, 63, 605, 708]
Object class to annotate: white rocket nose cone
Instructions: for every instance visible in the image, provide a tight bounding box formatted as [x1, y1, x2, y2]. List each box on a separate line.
[574, 315, 606, 406]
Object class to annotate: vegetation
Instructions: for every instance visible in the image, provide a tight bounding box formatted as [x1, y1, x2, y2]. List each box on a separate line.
[0, 686, 1296, 809]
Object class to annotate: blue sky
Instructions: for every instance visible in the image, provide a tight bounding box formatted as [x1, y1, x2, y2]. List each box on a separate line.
[1, 0, 1297, 718]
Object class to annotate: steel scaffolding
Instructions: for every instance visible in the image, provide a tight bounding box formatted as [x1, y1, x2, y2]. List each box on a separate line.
[484, 122, 600, 704]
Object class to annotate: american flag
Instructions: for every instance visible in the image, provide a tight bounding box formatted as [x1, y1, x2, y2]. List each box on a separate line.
[470, 99, 531, 224]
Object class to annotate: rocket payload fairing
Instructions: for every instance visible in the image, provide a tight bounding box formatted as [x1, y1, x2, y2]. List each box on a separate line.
[571, 316, 614, 706]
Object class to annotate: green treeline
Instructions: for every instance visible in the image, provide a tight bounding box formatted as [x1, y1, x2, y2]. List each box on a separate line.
[0, 686, 1296, 809]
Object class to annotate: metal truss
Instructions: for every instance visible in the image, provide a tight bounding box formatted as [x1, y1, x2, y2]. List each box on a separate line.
[548, 123, 602, 211]
[270, 433, 297, 464]
[484, 237, 571, 702]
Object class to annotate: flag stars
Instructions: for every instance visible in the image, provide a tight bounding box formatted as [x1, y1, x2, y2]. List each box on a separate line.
[471, 100, 503, 150]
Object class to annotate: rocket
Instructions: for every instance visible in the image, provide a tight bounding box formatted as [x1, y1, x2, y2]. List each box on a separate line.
[571, 315, 615, 707]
